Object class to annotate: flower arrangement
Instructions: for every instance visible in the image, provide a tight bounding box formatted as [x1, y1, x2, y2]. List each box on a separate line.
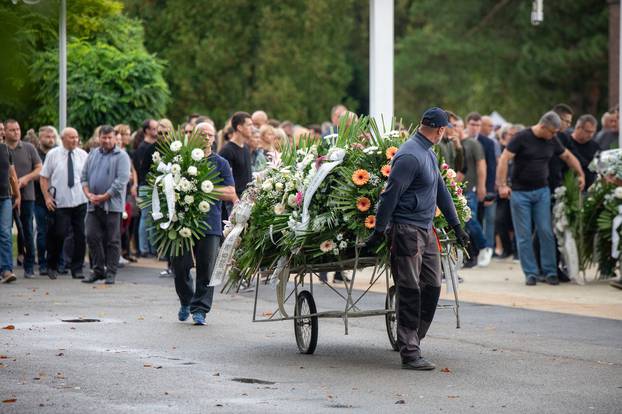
[221, 118, 470, 290]
[141, 129, 222, 257]
[433, 161, 471, 229]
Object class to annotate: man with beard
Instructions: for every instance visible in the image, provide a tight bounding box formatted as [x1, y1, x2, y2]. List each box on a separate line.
[365, 108, 469, 371]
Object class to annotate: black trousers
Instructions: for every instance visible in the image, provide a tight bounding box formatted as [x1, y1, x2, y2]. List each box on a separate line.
[495, 198, 514, 255]
[46, 203, 86, 275]
[389, 224, 441, 362]
[86, 208, 121, 277]
[172, 235, 220, 314]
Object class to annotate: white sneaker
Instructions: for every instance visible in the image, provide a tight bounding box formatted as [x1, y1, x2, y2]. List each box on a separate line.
[119, 256, 129, 265]
[477, 247, 493, 267]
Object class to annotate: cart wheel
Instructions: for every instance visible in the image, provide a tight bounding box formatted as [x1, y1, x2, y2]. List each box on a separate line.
[294, 290, 318, 354]
[385, 285, 399, 352]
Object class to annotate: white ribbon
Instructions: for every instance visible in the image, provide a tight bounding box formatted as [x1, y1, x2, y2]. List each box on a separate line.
[294, 147, 346, 234]
[210, 201, 253, 287]
[562, 229, 580, 283]
[267, 256, 290, 318]
[612, 205, 622, 259]
[152, 162, 176, 230]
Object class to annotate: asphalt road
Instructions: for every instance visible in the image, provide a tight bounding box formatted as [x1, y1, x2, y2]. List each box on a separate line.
[0, 265, 620, 413]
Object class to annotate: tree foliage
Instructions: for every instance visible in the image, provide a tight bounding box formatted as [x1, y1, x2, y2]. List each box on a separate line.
[124, 0, 361, 125]
[395, 0, 609, 124]
[0, 0, 169, 138]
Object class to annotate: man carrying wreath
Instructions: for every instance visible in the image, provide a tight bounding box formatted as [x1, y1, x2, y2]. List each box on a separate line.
[365, 107, 469, 371]
[173, 122, 237, 325]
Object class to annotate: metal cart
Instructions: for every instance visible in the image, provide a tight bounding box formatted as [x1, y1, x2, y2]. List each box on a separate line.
[250, 232, 461, 354]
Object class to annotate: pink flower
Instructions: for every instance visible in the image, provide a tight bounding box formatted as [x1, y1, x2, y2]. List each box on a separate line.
[450, 181, 457, 187]
[296, 191, 303, 207]
[441, 163, 449, 170]
[456, 187, 463, 196]
[351, 143, 364, 150]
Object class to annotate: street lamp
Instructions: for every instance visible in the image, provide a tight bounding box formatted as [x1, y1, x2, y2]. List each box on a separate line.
[12, 0, 67, 132]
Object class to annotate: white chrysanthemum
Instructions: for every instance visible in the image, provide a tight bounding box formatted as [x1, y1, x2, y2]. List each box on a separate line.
[171, 212, 178, 222]
[273, 203, 285, 215]
[151, 212, 163, 221]
[170, 140, 183, 152]
[199, 200, 211, 213]
[179, 178, 192, 192]
[171, 164, 181, 175]
[332, 248, 340, 256]
[287, 194, 297, 208]
[339, 241, 347, 249]
[152, 151, 161, 163]
[187, 166, 198, 176]
[262, 180, 273, 191]
[179, 227, 192, 238]
[459, 196, 468, 206]
[614, 187, 622, 199]
[191, 148, 204, 161]
[184, 195, 194, 205]
[336, 233, 343, 241]
[319, 240, 335, 253]
[201, 180, 214, 193]
[275, 182, 284, 192]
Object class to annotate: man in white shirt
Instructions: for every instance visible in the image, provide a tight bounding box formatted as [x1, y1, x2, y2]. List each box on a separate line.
[39, 127, 88, 280]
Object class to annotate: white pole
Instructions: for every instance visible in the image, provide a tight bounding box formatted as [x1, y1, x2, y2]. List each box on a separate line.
[369, 0, 394, 129]
[59, 0, 67, 132]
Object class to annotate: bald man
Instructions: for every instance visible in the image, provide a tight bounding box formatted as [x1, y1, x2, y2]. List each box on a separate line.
[252, 111, 268, 128]
[40, 127, 89, 280]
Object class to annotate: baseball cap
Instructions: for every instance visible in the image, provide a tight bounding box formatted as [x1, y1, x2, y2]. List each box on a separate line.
[421, 107, 452, 128]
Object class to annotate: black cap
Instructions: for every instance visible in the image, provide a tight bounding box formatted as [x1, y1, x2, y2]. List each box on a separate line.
[421, 107, 452, 128]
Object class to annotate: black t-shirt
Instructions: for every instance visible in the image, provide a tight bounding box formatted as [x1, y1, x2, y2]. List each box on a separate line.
[507, 128, 565, 191]
[218, 141, 252, 197]
[132, 141, 157, 186]
[0, 144, 13, 199]
[548, 131, 571, 191]
[563, 137, 600, 190]
[34, 147, 48, 205]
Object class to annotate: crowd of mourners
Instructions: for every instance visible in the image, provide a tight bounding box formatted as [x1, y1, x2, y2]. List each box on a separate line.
[0, 102, 618, 288]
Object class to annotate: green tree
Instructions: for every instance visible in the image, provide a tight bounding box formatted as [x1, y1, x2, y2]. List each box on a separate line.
[0, 0, 169, 137]
[124, 0, 360, 126]
[395, 0, 609, 124]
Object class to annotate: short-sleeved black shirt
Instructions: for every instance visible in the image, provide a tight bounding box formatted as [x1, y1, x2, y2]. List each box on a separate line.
[218, 141, 252, 197]
[34, 147, 50, 205]
[132, 141, 157, 186]
[506, 128, 565, 191]
[0, 144, 13, 199]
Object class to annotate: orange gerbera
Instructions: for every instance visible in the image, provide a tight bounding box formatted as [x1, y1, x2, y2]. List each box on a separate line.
[364, 215, 376, 229]
[356, 196, 371, 212]
[380, 164, 391, 177]
[385, 146, 398, 160]
[352, 169, 370, 186]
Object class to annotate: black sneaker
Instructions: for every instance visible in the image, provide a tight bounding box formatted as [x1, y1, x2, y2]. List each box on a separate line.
[24, 271, 35, 279]
[48, 270, 57, 280]
[39, 268, 48, 276]
[545, 275, 560, 285]
[105, 275, 115, 285]
[401, 357, 436, 371]
[72, 272, 85, 280]
[525, 275, 537, 286]
[82, 274, 105, 283]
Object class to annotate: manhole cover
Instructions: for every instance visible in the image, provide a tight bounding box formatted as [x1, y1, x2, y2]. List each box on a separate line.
[231, 378, 275, 385]
[61, 319, 101, 323]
